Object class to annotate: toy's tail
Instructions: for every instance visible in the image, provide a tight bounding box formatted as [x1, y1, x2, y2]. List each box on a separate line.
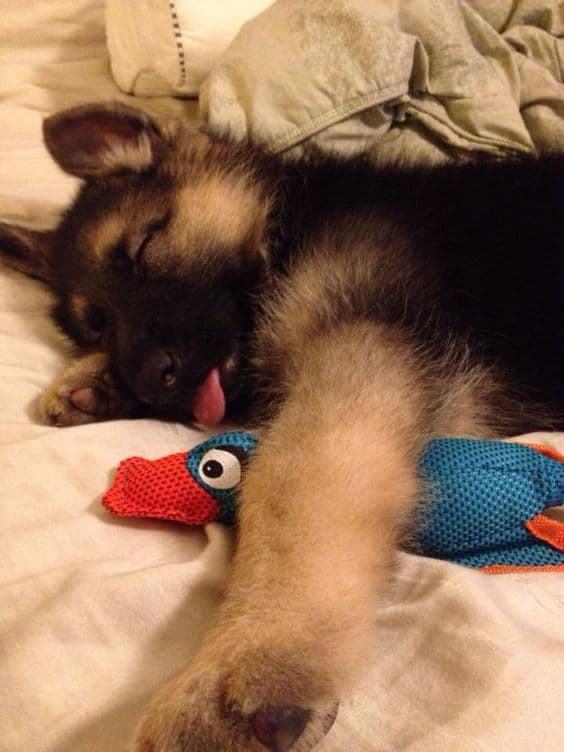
[418, 439, 564, 571]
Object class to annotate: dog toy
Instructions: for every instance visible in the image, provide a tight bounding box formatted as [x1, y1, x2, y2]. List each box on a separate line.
[103, 433, 564, 573]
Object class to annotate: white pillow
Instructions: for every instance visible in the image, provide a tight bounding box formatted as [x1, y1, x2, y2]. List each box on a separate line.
[106, 0, 273, 97]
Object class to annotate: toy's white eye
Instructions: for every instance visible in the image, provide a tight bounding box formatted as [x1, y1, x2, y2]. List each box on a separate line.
[198, 448, 242, 490]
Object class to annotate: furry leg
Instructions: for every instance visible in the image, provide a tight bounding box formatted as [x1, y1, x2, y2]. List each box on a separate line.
[132, 322, 433, 751]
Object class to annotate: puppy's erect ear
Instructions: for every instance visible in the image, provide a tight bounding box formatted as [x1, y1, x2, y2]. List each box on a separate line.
[0, 223, 55, 283]
[43, 104, 164, 179]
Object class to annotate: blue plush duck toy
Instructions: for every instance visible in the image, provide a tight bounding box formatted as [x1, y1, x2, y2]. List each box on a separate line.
[104, 433, 564, 573]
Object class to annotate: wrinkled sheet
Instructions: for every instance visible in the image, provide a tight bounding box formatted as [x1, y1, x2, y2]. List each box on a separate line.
[1, 2, 564, 752]
[106, 0, 564, 161]
[201, 0, 564, 161]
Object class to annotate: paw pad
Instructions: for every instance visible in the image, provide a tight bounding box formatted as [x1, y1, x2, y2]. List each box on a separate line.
[251, 705, 311, 751]
[70, 386, 108, 415]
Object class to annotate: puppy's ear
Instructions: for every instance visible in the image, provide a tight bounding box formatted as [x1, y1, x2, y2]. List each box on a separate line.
[0, 223, 55, 282]
[43, 104, 164, 179]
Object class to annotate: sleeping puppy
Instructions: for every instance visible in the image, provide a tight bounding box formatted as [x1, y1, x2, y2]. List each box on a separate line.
[1, 103, 563, 751]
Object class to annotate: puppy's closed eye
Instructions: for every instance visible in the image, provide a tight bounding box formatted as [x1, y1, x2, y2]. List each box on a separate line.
[128, 214, 171, 270]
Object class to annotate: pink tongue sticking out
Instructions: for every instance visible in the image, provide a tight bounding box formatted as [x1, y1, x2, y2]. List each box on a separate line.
[192, 367, 226, 426]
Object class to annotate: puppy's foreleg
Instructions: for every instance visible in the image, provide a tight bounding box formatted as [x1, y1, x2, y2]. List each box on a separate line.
[38, 352, 139, 426]
[133, 322, 431, 751]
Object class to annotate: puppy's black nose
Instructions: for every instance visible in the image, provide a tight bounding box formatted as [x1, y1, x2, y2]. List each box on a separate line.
[136, 349, 178, 401]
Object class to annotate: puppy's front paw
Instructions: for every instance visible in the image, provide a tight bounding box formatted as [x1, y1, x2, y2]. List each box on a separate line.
[39, 382, 112, 427]
[131, 647, 338, 752]
[37, 353, 137, 426]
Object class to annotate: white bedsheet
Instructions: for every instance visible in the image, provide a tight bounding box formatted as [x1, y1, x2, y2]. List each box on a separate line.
[1, 2, 563, 751]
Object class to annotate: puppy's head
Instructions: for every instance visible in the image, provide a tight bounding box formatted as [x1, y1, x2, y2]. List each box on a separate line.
[0, 104, 277, 425]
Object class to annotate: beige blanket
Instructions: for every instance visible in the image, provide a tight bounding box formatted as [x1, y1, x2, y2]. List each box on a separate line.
[202, 0, 564, 161]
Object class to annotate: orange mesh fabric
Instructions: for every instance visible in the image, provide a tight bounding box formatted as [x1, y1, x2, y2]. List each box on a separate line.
[103, 451, 220, 525]
[525, 513, 564, 552]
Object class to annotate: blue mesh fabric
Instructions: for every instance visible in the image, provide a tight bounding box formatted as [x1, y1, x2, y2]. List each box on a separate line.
[417, 439, 564, 568]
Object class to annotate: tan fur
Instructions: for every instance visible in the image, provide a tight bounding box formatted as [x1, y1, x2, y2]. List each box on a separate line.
[174, 174, 270, 264]
[251, 237, 542, 439]
[98, 130, 154, 175]
[87, 214, 125, 261]
[252, 237, 414, 387]
[168, 131, 276, 263]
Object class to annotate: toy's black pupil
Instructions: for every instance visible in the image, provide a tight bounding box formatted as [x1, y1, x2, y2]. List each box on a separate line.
[203, 460, 223, 479]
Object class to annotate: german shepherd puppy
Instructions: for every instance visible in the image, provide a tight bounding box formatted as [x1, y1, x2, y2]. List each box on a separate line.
[1, 104, 563, 751]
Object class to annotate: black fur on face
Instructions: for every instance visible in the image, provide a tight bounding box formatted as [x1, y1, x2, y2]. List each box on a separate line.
[52, 173, 271, 420]
[51, 242, 255, 416]
[0, 104, 278, 422]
